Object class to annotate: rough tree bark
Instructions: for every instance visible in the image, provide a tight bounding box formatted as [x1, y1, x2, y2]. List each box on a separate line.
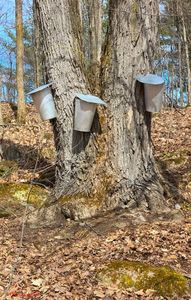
[35, 0, 165, 222]
[16, 0, 26, 123]
[0, 76, 3, 126]
[33, 1, 42, 86]
[180, 6, 191, 105]
[176, 1, 184, 107]
[87, 0, 102, 92]
[0, 105, 2, 126]
[0, 75, 3, 160]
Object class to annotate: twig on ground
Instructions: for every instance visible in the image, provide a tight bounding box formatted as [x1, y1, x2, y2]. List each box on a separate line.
[83, 221, 102, 236]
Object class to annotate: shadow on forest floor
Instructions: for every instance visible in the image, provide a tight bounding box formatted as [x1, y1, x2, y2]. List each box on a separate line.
[1, 139, 55, 187]
[156, 153, 191, 204]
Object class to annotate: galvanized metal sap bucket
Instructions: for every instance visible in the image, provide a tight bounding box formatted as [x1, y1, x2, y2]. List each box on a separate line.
[136, 74, 165, 112]
[27, 83, 57, 120]
[74, 94, 107, 132]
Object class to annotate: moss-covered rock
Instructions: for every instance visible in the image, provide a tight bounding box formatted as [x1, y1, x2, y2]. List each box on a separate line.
[0, 183, 49, 218]
[0, 160, 18, 178]
[98, 260, 190, 297]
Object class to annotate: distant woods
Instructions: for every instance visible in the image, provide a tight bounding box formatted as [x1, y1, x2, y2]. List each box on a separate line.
[0, 0, 38, 123]
[0, 0, 191, 118]
[159, 0, 191, 106]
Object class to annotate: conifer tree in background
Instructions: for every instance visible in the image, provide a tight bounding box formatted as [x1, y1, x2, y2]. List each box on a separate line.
[16, 0, 26, 123]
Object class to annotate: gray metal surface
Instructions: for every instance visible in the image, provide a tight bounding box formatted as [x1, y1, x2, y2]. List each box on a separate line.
[76, 93, 107, 106]
[27, 83, 53, 95]
[136, 74, 164, 85]
[144, 84, 164, 112]
[28, 85, 57, 120]
[74, 98, 96, 132]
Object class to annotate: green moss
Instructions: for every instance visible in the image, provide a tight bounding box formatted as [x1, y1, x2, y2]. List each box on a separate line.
[60, 173, 113, 206]
[130, 0, 139, 41]
[59, 192, 102, 209]
[43, 132, 53, 140]
[40, 147, 55, 160]
[161, 150, 189, 165]
[131, 0, 139, 13]
[0, 160, 18, 178]
[152, 113, 158, 118]
[182, 203, 191, 211]
[0, 209, 11, 218]
[0, 183, 48, 208]
[98, 260, 190, 297]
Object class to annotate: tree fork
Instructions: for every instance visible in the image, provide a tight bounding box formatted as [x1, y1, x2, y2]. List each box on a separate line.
[34, 0, 165, 223]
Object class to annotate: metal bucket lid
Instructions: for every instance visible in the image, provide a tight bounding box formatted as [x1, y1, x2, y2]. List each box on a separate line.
[27, 83, 53, 96]
[136, 74, 164, 85]
[76, 93, 107, 106]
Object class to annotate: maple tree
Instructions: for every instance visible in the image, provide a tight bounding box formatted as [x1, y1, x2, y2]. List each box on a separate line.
[34, 0, 165, 221]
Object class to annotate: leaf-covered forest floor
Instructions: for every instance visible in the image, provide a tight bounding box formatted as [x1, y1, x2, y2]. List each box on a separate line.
[0, 104, 191, 299]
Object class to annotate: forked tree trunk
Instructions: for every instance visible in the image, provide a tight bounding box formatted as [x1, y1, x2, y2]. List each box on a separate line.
[16, 0, 26, 123]
[35, 0, 164, 221]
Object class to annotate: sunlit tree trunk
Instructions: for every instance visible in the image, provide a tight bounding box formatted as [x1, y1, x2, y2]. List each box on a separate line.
[16, 0, 26, 123]
[33, 1, 42, 86]
[0, 105, 3, 126]
[176, 18, 184, 106]
[0, 76, 3, 126]
[35, 0, 164, 222]
[0, 75, 3, 160]
[87, 0, 102, 92]
[180, 6, 191, 105]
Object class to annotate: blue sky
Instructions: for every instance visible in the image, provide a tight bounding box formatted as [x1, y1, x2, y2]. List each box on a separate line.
[0, 1, 165, 68]
[0, 0, 32, 67]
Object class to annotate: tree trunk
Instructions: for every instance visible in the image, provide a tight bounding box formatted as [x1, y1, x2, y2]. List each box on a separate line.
[176, 0, 184, 107]
[0, 107, 3, 127]
[87, 0, 102, 93]
[0, 76, 3, 160]
[0, 76, 3, 126]
[16, 0, 26, 123]
[33, 2, 42, 86]
[180, 7, 191, 106]
[35, 0, 165, 221]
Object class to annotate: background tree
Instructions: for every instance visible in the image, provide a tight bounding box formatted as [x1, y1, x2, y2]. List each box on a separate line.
[159, 0, 191, 106]
[0, 75, 3, 125]
[16, 0, 26, 123]
[0, 25, 36, 102]
[33, 1, 44, 86]
[33, 0, 165, 222]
